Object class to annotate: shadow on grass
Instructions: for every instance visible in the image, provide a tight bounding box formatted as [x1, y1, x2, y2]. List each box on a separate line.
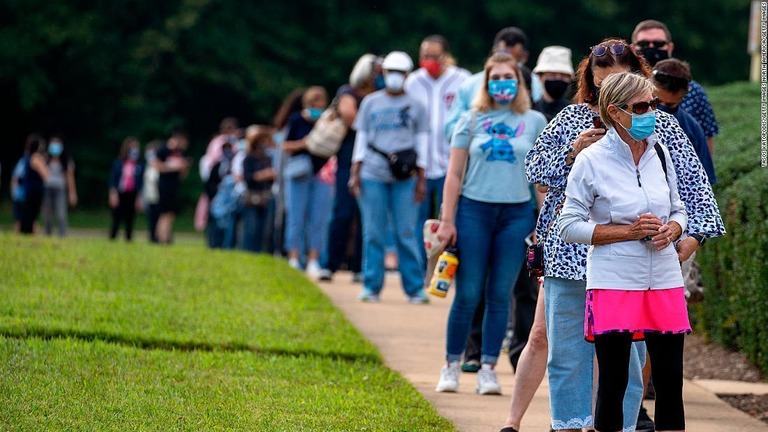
[1, 326, 380, 364]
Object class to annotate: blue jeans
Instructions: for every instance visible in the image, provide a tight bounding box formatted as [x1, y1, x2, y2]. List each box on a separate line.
[445, 196, 534, 365]
[545, 277, 645, 431]
[242, 205, 269, 253]
[358, 178, 423, 296]
[323, 168, 362, 272]
[416, 176, 445, 266]
[285, 175, 334, 255]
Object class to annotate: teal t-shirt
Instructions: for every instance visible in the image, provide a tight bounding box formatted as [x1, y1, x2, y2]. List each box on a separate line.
[451, 108, 546, 203]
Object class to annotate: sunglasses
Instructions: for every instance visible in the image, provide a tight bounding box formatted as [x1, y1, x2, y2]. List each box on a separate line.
[618, 98, 659, 114]
[590, 42, 628, 57]
[636, 40, 668, 49]
[652, 69, 689, 87]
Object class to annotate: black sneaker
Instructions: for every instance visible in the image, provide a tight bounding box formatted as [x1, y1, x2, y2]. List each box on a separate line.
[636, 406, 655, 432]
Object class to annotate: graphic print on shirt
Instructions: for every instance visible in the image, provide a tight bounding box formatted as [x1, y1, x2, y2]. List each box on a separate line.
[479, 119, 526, 163]
[370, 106, 413, 131]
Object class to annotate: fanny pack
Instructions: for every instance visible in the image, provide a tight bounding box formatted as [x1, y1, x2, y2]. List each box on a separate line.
[369, 145, 418, 180]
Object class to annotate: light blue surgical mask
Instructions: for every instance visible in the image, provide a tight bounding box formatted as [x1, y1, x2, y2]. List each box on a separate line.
[128, 148, 140, 161]
[488, 79, 518, 105]
[618, 108, 656, 141]
[306, 107, 323, 121]
[49, 141, 63, 156]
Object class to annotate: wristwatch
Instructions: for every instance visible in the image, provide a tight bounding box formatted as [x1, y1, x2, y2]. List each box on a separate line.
[689, 233, 707, 246]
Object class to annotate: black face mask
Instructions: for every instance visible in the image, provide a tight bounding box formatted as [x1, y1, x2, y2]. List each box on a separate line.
[544, 80, 570, 100]
[639, 47, 669, 66]
[658, 104, 678, 115]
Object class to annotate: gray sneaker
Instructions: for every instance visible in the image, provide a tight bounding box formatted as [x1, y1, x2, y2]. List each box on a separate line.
[357, 289, 380, 303]
[317, 269, 333, 282]
[407, 291, 429, 304]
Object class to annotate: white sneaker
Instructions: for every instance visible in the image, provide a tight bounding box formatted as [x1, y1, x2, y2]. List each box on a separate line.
[476, 364, 501, 395]
[435, 362, 460, 392]
[306, 260, 321, 278]
[357, 289, 380, 303]
[288, 258, 301, 270]
[317, 269, 333, 281]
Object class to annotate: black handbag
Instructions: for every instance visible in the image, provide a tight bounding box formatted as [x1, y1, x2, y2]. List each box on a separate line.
[526, 196, 566, 277]
[369, 145, 418, 180]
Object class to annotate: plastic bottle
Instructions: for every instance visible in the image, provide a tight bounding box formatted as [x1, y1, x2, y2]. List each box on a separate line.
[427, 247, 459, 298]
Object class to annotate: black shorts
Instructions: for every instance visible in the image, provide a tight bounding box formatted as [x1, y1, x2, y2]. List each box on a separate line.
[157, 185, 180, 215]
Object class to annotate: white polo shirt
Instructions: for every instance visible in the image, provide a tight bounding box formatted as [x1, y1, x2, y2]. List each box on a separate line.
[405, 65, 470, 179]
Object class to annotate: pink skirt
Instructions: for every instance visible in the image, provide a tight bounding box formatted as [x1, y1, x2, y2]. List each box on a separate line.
[584, 287, 691, 342]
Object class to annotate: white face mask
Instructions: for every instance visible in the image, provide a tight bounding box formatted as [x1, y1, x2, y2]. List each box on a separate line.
[384, 72, 406, 92]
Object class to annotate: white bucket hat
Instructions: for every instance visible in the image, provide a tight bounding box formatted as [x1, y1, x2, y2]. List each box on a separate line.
[533, 46, 574, 77]
[382, 51, 414, 73]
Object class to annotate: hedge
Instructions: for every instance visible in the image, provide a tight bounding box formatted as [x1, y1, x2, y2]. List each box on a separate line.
[696, 82, 768, 375]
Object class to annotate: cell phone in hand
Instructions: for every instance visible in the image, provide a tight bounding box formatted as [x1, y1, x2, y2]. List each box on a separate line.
[525, 233, 535, 246]
[592, 115, 606, 132]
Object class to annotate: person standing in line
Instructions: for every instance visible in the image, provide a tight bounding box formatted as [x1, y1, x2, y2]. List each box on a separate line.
[19, 134, 48, 234]
[317, 53, 384, 282]
[109, 137, 144, 241]
[405, 35, 471, 260]
[282, 86, 334, 275]
[435, 52, 546, 395]
[532, 46, 575, 122]
[631, 19, 719, 156]
[11, 138, 34, 233]
[241, 125, 276, 253]
[559, 71, 692, 432]
[154, 130, 191, 244]
[41, 135, 77, 237]
[142, 141, 161, 243]
[349, 51, 429, 304]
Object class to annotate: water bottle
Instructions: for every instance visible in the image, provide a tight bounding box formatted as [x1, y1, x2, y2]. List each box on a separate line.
[427, 247, 459, 298]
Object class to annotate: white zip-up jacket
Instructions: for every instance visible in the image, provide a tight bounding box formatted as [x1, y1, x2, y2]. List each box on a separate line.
[559, 127, 686, 290]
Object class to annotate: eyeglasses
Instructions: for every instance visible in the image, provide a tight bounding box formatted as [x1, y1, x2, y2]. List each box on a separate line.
[618, 98, 659, 114]
[590, 42, 627, 57]
[652, 69, 689, 87]
[636, 40, 668, 49]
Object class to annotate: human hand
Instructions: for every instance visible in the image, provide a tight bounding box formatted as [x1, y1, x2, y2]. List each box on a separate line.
[348, 174, 361, 198]
[414, 176, 426, 203]
[627, 213, 663, 241]
[676, 236, 700, 262]
[651, 222, 680, 251]
[437, 220, 457, 248]
[109, 191, 119, 208]
[572, 127, 606, 156]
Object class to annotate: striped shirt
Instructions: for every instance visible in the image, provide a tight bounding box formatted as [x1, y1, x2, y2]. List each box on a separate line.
[405, 65, 471, 179]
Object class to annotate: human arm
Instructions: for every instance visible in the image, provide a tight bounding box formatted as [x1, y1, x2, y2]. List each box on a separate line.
[436, 147, 468, 247]
[66, 160, 77, 206]
[337, 93, 359, 128]
[29, 153, 48, 182]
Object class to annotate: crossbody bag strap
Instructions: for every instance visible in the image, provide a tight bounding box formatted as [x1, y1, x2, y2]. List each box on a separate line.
[654, 142, 668, 182]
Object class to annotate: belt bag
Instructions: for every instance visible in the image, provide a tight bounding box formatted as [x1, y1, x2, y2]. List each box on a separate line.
[369, 145, 418, 180]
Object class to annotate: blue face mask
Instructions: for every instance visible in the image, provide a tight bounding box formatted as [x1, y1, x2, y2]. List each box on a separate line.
[618, 108, 657, 141]
[128, 148, 140, 160]
[49, 142, 63, 156]
[488, 79, 518, 105]
[307, 107, 323, 121]
[374, 73, 386, 90]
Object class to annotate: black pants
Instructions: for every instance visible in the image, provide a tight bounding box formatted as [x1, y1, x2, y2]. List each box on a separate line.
[146, 203, 159, 243]
[594, 332, 685, 431]
[110, 191, 138, 240]
[324, 168, 362, 273]
[20, 191, 43, 234]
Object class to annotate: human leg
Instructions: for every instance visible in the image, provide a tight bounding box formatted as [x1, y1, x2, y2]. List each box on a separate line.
[123, 192, 137, 241]
[545, 277, 595, 431]
[324, 168, 356, 273]
[502, 281, 548, 430]
[416, 177, 444, 267]
[285, 177, 310, 265]
[110, 199, 122, 240]
[593, 332, 634, 432]
[645, 333, 686, 431]
[307, 177, 334, 271]
[389, 177, 424, 297]
[625, 342, 647, 431]
[53, 188, 68, 237]
[509, 266, 539, 369]
[358, 179, 389, 297]
[42, 188, 54, 235]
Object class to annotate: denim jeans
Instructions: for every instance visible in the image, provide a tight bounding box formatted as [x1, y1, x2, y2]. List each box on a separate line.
[358, 178, 423, 296]
[242, 205, 269, 253]
[545, 277, 646, 432]
[416, 176, 445, 266]
[445, 196, 534, 365]
[323, 168, 362, 272]
[285, 175, 334, 255]
[42, 187, 68, 237]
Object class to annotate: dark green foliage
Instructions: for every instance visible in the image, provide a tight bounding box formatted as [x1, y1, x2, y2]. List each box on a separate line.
[696, 82, 768, 376]
[0, 0, 751, 208]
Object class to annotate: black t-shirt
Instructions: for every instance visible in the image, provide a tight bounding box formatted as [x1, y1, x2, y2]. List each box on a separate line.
[285, 111, 327, 173]
[243, 153, 272, 191]
[533, 99, 570, 123]
[156, 144, 185, 190]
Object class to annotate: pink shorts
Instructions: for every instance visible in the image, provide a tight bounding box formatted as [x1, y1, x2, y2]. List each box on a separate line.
[585, 287, 691, 342]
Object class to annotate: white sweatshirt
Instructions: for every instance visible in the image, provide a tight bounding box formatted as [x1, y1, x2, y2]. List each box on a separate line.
[559, 127, 686, 290]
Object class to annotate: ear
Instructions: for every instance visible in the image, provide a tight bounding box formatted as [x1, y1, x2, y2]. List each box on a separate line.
[606, 104, 621, 123]
[667, 42, 675, 56]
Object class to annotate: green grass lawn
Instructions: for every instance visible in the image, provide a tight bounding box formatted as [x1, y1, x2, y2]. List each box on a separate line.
[0, 234, 455, 431]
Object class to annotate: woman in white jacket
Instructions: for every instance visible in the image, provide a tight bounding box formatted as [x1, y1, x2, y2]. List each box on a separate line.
[560, 72, 689, 432]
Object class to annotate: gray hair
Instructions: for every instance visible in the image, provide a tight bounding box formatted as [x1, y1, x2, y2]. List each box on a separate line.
[598, 72, 654, 129]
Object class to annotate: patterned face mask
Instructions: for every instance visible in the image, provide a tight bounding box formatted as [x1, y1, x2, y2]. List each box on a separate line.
[488, 79, 518, 105]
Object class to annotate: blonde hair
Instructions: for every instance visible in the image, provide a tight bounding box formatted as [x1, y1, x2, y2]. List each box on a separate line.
[472, 52, 531, 114]
[598, 72, 654, 129]
[302, 86, 328, 108]
[246, 125, 274, 153]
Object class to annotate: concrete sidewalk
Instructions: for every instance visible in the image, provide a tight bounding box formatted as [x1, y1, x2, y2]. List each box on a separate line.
[316, 271, 768, 432]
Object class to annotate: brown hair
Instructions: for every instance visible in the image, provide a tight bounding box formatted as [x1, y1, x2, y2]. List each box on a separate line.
[273, 87, 306, 130]
[574, 38, 652, 104]
[472, 52, 531, 114]
[302, 86, 328, 108]
[119, 136, 140, 159]
[246, 125, 274, 155]
[652, 58, 691, 93]
[631, 20, 672, 43]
